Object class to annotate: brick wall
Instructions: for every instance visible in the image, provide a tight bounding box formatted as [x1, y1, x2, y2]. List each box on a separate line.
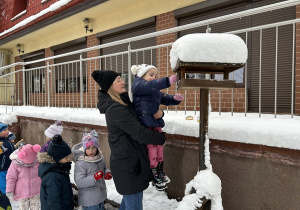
[87, 34, 100, 108]
[296, 5, 300, 115]
[14, 56, 23, 104]
[0, 0, 86, 39]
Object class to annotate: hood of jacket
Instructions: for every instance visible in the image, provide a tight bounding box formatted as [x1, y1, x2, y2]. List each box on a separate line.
[72, 142, 104, 162]
[97, 91, 133, 114]
[38, 152, 71, 178]
[97, 90, 114, 114]
[37, 152, 56, 164]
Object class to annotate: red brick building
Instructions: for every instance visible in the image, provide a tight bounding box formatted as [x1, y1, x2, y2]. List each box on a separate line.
[0, 0, 299, 115]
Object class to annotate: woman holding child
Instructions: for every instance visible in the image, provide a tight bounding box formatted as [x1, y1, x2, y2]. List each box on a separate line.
[92, 70, 165, 210]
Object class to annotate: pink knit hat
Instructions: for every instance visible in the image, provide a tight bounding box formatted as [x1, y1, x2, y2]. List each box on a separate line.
[82, 130, 99, 151]
[44, 121, 63, 139]
[18, 144, 41, 164]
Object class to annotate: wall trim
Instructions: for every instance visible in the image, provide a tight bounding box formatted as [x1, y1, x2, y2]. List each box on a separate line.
[96, 17, 155, 38]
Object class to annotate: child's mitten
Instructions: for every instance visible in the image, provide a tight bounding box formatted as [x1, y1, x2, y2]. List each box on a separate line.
[104, 172, 112, 180]
[6, 192, 13, 201]
[94, 170, 103, 181]
[169, 75, 178, 85]
[173, 93, 184, 101]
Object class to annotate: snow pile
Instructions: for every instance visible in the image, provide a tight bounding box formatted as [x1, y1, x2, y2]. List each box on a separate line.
[170, 33, 248, 70]
[176, 169, 223, 210]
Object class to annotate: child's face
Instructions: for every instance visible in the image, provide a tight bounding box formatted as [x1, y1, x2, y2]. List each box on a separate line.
[142, 69, 158, 81]
[85, 145, 98, 157]
[0, 128, 9, 138]
[45, 136, 51, 141]
[58, 154, 72, 164]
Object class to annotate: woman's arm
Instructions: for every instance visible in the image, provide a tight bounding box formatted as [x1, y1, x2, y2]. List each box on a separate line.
[108, 105, 165, 145]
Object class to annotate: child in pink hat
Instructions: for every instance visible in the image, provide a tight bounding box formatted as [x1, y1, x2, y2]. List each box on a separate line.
[6, 144, 41, 209]
[40, 120, 63, 153]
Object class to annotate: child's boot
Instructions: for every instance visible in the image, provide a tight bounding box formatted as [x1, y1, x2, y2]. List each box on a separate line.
[157, 161, 170, 184]
[151, 167, 167, 191]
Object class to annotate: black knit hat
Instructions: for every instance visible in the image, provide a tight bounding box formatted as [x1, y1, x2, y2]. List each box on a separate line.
[47, 135, 71, 163]
[91, 70, 120, 93]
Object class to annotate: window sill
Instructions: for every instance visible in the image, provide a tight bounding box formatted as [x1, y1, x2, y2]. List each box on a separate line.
[11, 10, 27, 21]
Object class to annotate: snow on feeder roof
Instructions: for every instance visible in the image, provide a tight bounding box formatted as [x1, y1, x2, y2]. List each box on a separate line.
[170, 33, 248, 73]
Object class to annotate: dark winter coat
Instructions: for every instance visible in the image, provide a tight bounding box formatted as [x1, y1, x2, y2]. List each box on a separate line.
[0, 136, 15, 172]
[0, 190, 11, 209]
[97, 91, 165, 195]
[132, 76, 181, 127]
[72, 142, 110, 207]
[37, 152, 73, 210]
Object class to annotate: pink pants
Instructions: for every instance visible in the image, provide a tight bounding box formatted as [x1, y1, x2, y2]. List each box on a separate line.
[147, 127, 164, 168]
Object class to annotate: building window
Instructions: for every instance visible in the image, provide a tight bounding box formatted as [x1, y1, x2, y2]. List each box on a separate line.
[12, 0, 28, 18]
[33, 74, 45, 93]
[55, 77, 87, 93]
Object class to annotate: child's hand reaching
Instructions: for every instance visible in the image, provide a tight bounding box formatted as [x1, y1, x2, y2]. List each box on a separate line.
[173, 93, 184, 101]
[104, 172, 112, 180]
[94, 170, 103, 181]
[169, 75, 178, 85]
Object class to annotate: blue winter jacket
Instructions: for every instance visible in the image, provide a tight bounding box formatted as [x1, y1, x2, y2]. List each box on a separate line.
[38, 152, 73, 210]
[132, 76, 181, 127]
[0, 136, 15, 172]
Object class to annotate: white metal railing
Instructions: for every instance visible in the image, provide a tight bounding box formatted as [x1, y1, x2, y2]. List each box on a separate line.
[0, 0, 298, 118]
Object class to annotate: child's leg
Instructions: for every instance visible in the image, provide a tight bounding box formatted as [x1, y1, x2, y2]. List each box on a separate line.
[19, 197, 30, 210]
[156, 145, 164, 163]
[29, 195, 41, 210]
[147, 144, 158, 168]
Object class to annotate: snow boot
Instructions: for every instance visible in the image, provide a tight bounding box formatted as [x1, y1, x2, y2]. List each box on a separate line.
[157, 161, 170, 184]
[151, 167, 167, 191]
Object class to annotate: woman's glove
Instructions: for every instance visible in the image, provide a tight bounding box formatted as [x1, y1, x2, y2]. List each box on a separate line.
[104, 172, 112, 180]
[169, 75, 178, 85]
[94, 170, 103, 181]
[173, 93, 184, 101]
[6, 192, 13, 200]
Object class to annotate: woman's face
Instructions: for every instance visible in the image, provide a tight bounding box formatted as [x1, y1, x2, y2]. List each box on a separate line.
[112, 76, 126, 94]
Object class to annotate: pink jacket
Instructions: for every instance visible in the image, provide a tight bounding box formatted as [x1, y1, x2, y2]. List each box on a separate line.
[6, 149, 41, 200]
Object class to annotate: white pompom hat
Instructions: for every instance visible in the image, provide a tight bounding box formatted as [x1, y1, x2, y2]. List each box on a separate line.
[131, 64, 157, 78]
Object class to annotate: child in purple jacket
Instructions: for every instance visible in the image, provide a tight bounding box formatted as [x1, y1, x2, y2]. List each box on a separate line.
[40, 120, 63, 153]
[6, 144, 41, 210]
[131, 64, 183, 191]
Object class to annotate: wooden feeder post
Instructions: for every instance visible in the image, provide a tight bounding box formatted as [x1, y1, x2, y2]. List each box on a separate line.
[177, 63, 240, 170]
[199, 88, 209, 170]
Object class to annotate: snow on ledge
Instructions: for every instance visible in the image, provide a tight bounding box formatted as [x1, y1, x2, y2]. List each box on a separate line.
[1, 106, 300, 151]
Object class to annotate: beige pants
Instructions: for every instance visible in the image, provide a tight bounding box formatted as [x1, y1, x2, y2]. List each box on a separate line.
[19, 195, 40, 210]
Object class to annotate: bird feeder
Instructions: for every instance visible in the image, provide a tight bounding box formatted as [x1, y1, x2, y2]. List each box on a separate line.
[170, 33, 248, 170]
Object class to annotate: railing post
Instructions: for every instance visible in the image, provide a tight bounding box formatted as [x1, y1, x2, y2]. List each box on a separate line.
[128, 43, 132, 97]
[22, 65, 26, 105]
[47, 62, 50, 107]
[80, 54, 83, 108]
[5, 75, 7, 114]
